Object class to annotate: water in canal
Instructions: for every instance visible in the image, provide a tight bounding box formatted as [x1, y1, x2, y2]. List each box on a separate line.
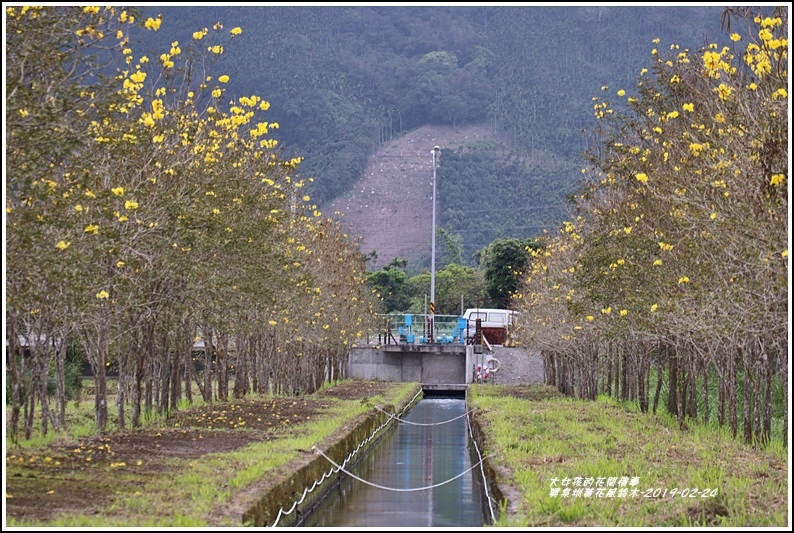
[300, 396, 491, 527]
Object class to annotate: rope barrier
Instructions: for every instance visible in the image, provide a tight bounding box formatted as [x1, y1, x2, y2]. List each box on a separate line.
[266, 389, 496, 526]
[312, 446, 494, 493]
[373, 404, 476, 426]
[467, 409, 497, 523]
[265, 388, 423, 527]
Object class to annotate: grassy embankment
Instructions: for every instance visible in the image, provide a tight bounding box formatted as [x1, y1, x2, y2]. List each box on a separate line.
[4, 380, 420, 527]
[469, 384, 788, 527]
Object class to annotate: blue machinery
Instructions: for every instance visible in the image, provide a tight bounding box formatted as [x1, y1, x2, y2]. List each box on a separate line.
[377, 314, 477, 346]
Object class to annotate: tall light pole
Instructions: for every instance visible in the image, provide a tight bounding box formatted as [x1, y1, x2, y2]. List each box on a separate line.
[429, 146, 440, 343]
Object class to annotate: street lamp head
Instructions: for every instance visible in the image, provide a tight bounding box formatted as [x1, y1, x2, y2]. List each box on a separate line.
[433, 145, 440, 152]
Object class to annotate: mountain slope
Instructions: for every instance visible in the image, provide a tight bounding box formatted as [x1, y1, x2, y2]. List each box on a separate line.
[326, 124, 500, 272]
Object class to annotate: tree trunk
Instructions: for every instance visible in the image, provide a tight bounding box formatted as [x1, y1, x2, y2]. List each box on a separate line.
[652, 354, 663, 415]
[688, 360, 697, 420]
[7, 317, 22, 443]
[762, 349, 771, 446]
[620, 347, 628, 402]
[218, 334, 229, 402]
[678, 363, 687, 426]
[202, 328, 213, 403]
[667, 344, 678, 415]
[233, 335, 249, 399]
[116, 335, 127, 430]
[84, 314, 110, 432]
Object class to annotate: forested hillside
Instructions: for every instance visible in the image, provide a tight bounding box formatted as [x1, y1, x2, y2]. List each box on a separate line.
[133, 5, 728, 264]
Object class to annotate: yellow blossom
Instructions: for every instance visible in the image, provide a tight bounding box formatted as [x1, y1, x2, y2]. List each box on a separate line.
[678, 276, 690, 284]
[730, 33, 741, 42]
[144, 17, 161, 31]
[715, 83, 733, 101]
[770, 174, 785, 186]
[129, 70, 146, 84]
[124, 200, 138, 210]
[619, 309, 628, 316]
[111, 187, 124, 196]
[683, 102, 694, 112]
[218, 75, 230, 83]
[586, 316, 594, 322]
[96, 290, 110, 299]
[635, 173, 648, 184]
[84, 224, 99, 234]
[56, 241, 71, 250]
[650, 304, 658, 312]
[230, 27, 242, 36]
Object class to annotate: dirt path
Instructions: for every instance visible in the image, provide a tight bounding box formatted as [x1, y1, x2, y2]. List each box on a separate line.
[4, 380, 402, 524]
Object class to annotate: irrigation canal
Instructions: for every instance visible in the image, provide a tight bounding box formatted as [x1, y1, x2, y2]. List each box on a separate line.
[299, 393, 493, 527]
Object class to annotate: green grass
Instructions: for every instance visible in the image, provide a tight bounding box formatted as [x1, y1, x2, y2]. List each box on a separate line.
[5, 380, 421, 527]
[470, 383, 788, 527]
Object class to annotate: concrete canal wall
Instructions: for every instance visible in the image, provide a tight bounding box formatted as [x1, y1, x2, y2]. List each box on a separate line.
[348, 344, 473, 385]
[236, 384, 423, 527]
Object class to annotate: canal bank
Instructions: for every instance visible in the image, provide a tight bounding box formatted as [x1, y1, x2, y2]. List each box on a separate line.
[226, 383, 425, 527]
[299, 395, 491, 527]
[231, 385, 514, 528]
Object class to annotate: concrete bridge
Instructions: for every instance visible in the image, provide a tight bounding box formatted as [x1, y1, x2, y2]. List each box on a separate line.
[347, 343, 503, 392]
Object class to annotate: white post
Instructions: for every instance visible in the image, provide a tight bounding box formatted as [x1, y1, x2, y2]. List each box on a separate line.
[430, 146, 440, 343]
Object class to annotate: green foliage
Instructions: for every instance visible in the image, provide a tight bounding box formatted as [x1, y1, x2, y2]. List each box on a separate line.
[405, 263, 489, 315]
[366, 259, 410, 313]
[477, 237, 542, 306]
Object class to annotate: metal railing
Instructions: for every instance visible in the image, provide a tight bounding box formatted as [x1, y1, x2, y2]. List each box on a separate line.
[367, 313, 467, 345]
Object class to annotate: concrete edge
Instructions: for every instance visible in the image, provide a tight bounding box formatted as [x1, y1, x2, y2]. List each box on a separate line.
[466, 395, 523, 524]
[221, 383, 423, 526]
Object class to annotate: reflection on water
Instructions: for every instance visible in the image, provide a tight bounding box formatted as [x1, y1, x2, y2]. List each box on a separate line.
[300, 398, 489, 527]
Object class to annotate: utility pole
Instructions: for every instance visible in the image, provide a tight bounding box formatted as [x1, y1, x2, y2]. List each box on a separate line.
[429, 146, 440, 343]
